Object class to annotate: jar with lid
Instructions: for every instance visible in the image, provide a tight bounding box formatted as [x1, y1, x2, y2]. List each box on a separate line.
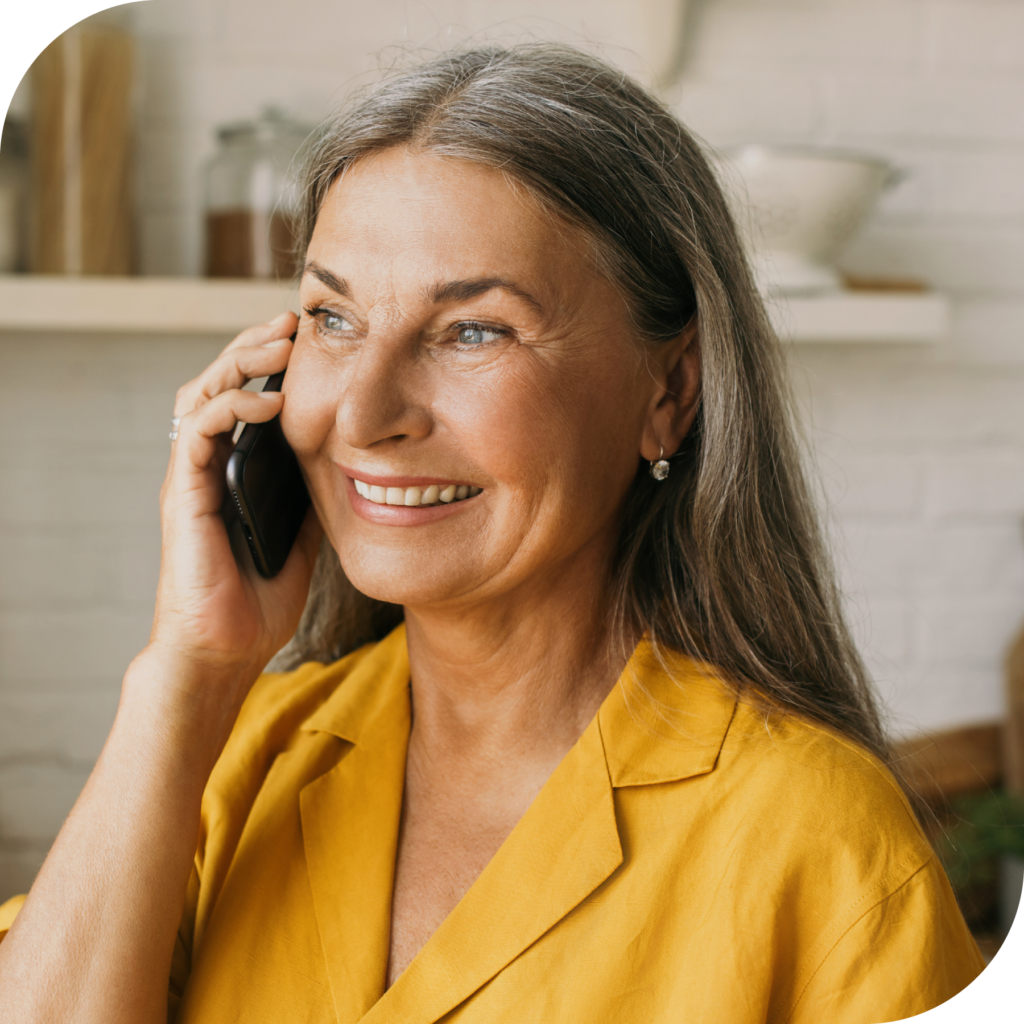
[204, 108, 311, 279]
[0, 117, 29, 273]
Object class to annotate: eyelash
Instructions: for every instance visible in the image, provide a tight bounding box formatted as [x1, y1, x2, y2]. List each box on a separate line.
[304, 305, 352, 333]
[302, 306, 509, 348]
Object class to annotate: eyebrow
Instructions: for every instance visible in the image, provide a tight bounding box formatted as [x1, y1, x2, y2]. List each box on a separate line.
[303, 261, 542, 314]
[302, 261, 350, 297]
[429, 277, 543, 313]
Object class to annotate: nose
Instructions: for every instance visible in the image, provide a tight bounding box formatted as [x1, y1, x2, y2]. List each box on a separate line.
[335, 332, 433, 451]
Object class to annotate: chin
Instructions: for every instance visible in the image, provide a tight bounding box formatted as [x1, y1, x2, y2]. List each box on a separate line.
[339, 548, 479, 609]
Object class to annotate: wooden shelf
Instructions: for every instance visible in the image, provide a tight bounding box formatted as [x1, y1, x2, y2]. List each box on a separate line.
[0, 276, 296, 333]
[0, 275, 949, 343]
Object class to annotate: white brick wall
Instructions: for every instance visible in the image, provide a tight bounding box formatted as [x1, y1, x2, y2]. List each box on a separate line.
[0, 331, 225, 893]
[790, 344, 1024, 735]
[678, 0, 1024, 749]
[2, 0, 1023, 900]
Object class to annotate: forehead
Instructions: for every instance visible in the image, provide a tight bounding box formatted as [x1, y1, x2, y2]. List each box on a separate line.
[306, 147, 597, 290]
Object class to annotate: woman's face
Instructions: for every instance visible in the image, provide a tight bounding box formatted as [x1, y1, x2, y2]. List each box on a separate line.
[283, 146, 671, 611]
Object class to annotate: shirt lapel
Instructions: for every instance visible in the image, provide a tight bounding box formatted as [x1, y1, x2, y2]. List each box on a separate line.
[599, 641, 738, 788]
[360, 710, 622, 1024]
[299, 629, 412, 1024]
[354, 638, 737, 1024]
[298, 631, 736, 1024]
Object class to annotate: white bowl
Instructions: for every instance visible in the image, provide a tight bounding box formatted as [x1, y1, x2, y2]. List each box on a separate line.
[717, 144, 898, 295]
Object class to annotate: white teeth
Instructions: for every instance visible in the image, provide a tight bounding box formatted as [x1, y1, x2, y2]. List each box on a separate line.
[354, 478, 480, 507]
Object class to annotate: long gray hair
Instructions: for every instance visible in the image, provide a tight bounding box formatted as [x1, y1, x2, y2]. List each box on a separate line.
[272, 44, 890, 765]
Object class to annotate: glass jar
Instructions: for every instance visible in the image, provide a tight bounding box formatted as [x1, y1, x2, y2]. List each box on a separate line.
[0, 118, 30, 273]
[203, 108, 311, 279]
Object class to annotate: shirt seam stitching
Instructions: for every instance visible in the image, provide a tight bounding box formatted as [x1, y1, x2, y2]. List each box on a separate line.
[776, 856, 933, 1024]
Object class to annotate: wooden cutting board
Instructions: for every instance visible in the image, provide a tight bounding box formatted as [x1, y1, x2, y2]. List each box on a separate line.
[30, 24, 134, 274]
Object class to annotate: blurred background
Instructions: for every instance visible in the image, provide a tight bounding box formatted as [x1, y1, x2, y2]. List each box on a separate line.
[1, 0, 1023, 956]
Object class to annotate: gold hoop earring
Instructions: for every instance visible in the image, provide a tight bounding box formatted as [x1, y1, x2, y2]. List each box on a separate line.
[649, 445, 670, 481]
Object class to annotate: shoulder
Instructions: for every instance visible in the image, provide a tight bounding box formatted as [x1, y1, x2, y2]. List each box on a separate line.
[613, 646, 923, 856]
[630, 669, 981, 1012]
[606, 655, 980, 1016]
[788, 854, 985, 1023]
[721, 696, 922, 840]
[614, 647, 935, 903]
[705, 692, 938, 916]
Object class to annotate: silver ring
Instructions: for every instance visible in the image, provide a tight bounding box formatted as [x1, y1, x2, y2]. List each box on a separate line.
[170, 416, 180, 442]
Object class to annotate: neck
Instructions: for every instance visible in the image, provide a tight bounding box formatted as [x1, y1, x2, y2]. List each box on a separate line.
[402, 551, 629, 769]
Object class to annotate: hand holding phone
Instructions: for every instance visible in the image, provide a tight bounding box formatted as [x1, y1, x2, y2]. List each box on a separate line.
[145, 308, 318, 724]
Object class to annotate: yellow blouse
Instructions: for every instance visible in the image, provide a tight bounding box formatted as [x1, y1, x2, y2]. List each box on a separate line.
[1, 625, 984, 1022]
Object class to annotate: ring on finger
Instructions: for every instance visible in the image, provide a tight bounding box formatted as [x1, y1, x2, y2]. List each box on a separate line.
[169, 415, 180, 442]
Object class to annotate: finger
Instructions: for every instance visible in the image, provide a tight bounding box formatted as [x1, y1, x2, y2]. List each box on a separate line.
[222, 310, 298, 354]
[173, 389, 285, 477]
[173, 310, 297, 416]
[173, 337, 293, 419]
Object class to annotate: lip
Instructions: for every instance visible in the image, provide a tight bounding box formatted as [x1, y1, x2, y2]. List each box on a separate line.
[338, 465, 481, 526]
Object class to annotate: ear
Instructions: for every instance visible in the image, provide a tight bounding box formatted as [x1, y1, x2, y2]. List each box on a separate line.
[639, 316, 701, 463]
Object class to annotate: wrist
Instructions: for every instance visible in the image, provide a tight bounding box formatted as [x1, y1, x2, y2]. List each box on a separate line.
[119, 644, 259, 770]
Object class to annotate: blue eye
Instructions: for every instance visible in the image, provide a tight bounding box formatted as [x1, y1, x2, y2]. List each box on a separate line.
[323, 312, 352, 331]
[457, 324, 501, 346]
[303, 306, 356, 335]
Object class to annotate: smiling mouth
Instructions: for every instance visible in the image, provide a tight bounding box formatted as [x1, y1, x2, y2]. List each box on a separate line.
[352, 479, 483, 507]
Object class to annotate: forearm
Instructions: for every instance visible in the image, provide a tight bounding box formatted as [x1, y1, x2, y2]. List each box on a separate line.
[0, 652, 246, 1024]
[0, 312, 312, 1021]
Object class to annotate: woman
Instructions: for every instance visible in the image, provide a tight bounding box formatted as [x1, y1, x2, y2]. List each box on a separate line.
[0, 45, 983, 1023]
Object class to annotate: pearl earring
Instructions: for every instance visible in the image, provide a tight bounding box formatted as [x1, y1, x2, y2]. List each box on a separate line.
[649, 446, 670, 481]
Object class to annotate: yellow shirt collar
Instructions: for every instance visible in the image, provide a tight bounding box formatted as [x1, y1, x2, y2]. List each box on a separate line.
[600, 640, 738, 787]
[301, 623, 738, 790]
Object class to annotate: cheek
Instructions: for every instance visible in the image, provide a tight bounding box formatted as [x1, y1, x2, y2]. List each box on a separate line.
[443, 350, 643, 502]
[280, 349, 338, 458]
[447, 375, 568, 485]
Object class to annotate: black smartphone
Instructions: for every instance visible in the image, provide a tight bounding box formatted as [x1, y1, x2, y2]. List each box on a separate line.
[224, 368, 311, 578]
